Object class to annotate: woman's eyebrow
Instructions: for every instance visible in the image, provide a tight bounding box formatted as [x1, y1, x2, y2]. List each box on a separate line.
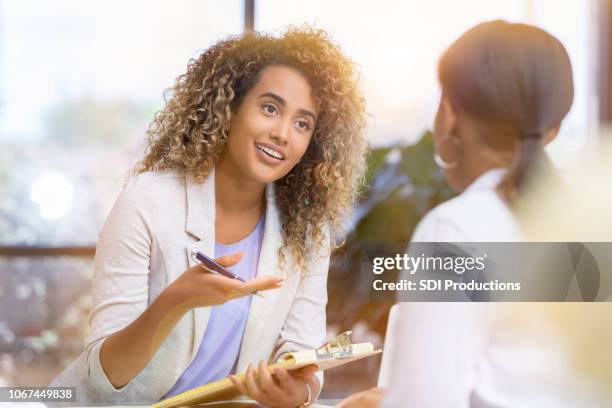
[259, 92, 317, 121]
[259, 92, 286, 106]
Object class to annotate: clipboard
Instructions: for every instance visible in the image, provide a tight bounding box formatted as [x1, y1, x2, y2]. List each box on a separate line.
[153, 331, 382, 408]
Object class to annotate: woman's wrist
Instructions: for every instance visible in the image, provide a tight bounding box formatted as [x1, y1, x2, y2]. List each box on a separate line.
[162, 280, 194, 316]
[294, 382, 312, 408]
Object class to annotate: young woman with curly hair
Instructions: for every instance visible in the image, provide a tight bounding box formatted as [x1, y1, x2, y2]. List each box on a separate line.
[50, 27, 367, 407]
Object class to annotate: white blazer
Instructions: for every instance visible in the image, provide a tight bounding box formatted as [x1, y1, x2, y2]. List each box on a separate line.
[49, 169, 329, 405]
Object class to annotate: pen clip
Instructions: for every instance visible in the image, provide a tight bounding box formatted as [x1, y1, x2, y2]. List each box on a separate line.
[189, 248, 200, 259]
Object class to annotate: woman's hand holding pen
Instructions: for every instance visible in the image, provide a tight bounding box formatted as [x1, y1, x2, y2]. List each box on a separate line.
[168, 252, 283, 310]
[98, 252, 281, 390]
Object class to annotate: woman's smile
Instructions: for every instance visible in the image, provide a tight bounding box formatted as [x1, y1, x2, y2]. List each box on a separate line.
[254, 142, 286, 165]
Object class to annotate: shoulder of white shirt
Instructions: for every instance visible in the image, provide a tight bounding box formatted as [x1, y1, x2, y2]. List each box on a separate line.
[412, 168, 524, 242]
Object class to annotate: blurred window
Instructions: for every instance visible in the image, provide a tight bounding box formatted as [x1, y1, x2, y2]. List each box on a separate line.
[0, 0, 242, 388]
[257, 0, 598, 164]
[0, 0, 242, 246]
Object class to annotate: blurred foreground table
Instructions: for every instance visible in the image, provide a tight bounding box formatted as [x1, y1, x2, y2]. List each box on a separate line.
[108, 400, 339, 407]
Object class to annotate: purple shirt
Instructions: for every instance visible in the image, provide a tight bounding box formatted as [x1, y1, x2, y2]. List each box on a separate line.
[160, 215, 265, 399]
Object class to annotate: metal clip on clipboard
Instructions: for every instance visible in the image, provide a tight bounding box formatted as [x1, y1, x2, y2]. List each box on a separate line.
[315, 331, 354, 360]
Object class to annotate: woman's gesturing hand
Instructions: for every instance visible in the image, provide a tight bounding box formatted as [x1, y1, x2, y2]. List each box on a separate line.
[168, 252, 283, 310]
[229, 362, 318, 408]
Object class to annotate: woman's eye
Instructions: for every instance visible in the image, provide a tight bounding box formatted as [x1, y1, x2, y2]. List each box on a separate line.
[296, 120, 311, 131]
[262, 104, 277, 115]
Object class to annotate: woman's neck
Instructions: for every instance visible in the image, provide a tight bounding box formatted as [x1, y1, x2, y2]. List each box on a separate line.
[214, 163, 266, 244]
[214, 162, 266, 216]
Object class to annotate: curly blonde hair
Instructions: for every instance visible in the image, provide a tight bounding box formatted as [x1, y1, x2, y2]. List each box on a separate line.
[137, 27, 367, 272]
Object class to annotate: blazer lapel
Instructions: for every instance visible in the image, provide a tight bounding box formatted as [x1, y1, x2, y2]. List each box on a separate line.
[185, 169, 215, 243]
[236, 183, 284, 371]
[184, 170, 215, 358]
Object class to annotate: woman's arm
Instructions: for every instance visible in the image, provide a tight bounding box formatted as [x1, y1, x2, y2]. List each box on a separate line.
[98, 281, 188, 388]
[99, 253, 278, 389]
[85, 176, 156, 393]
[87, 176, 282, 394]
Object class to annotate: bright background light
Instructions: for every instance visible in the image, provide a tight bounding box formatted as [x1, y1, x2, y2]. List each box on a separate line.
[30, 172, 74, 220]
[0, 0, 599, 244]
[257, 0, 597, 164]
[0, 0, 242, 246]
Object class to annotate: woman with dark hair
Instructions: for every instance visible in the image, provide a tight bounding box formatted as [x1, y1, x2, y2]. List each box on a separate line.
[50, 27, 367, 407]
[413, 19, 574, 242]
[339, 20, 578, 407]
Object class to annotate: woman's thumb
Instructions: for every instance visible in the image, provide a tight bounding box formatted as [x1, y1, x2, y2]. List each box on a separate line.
[215, 252, 244, 267]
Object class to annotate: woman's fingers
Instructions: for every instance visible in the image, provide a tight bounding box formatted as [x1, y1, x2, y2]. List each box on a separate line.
[244, 364, 265, 400]
[273, 366, 296, 393]
[239, 276, 284, 295]
[258, 361, 281, 395]
[231, 363, 311, 407]
[336, 387, 386, 408]
[196, 274, 283, 303]
[221, 276, 284, 300]
[214, 252, 244, 267]
[182, 261, 284, 305]
[290, 364, 318, 382]
[336, 391, 365, 408]
[228, 375, 247, 395]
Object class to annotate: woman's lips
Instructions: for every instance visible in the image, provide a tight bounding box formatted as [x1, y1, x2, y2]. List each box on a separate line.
[255, 143, 285, 166]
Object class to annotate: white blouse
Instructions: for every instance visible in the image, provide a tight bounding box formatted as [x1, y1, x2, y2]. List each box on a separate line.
[411, 168, 524, 242]
[382, 168, 611, 407]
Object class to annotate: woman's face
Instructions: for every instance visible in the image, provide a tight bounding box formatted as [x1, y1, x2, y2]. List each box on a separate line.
[218, 65, 318, 185]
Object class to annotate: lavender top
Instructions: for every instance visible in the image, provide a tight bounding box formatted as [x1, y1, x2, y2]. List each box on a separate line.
[160, 215, 265, 399]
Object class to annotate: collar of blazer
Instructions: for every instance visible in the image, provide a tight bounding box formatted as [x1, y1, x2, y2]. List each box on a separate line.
[183, 167, 287, 368]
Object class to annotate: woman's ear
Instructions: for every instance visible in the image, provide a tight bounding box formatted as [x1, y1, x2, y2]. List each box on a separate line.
[542, 124, 561, 146]
[436, 95, 458, 138]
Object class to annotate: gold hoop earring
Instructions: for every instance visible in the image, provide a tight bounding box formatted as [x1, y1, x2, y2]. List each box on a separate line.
[434, 135, 461, 170]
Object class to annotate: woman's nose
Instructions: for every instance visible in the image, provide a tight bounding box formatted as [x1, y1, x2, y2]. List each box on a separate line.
[270, 120, 290, 145]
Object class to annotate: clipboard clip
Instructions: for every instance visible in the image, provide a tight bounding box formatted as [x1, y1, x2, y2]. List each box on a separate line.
[315, 331, 354, 360]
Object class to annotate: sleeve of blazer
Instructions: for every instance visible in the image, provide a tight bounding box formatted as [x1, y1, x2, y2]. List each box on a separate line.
[273, 224, 331, 399]
[84, 175, 154, 398]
